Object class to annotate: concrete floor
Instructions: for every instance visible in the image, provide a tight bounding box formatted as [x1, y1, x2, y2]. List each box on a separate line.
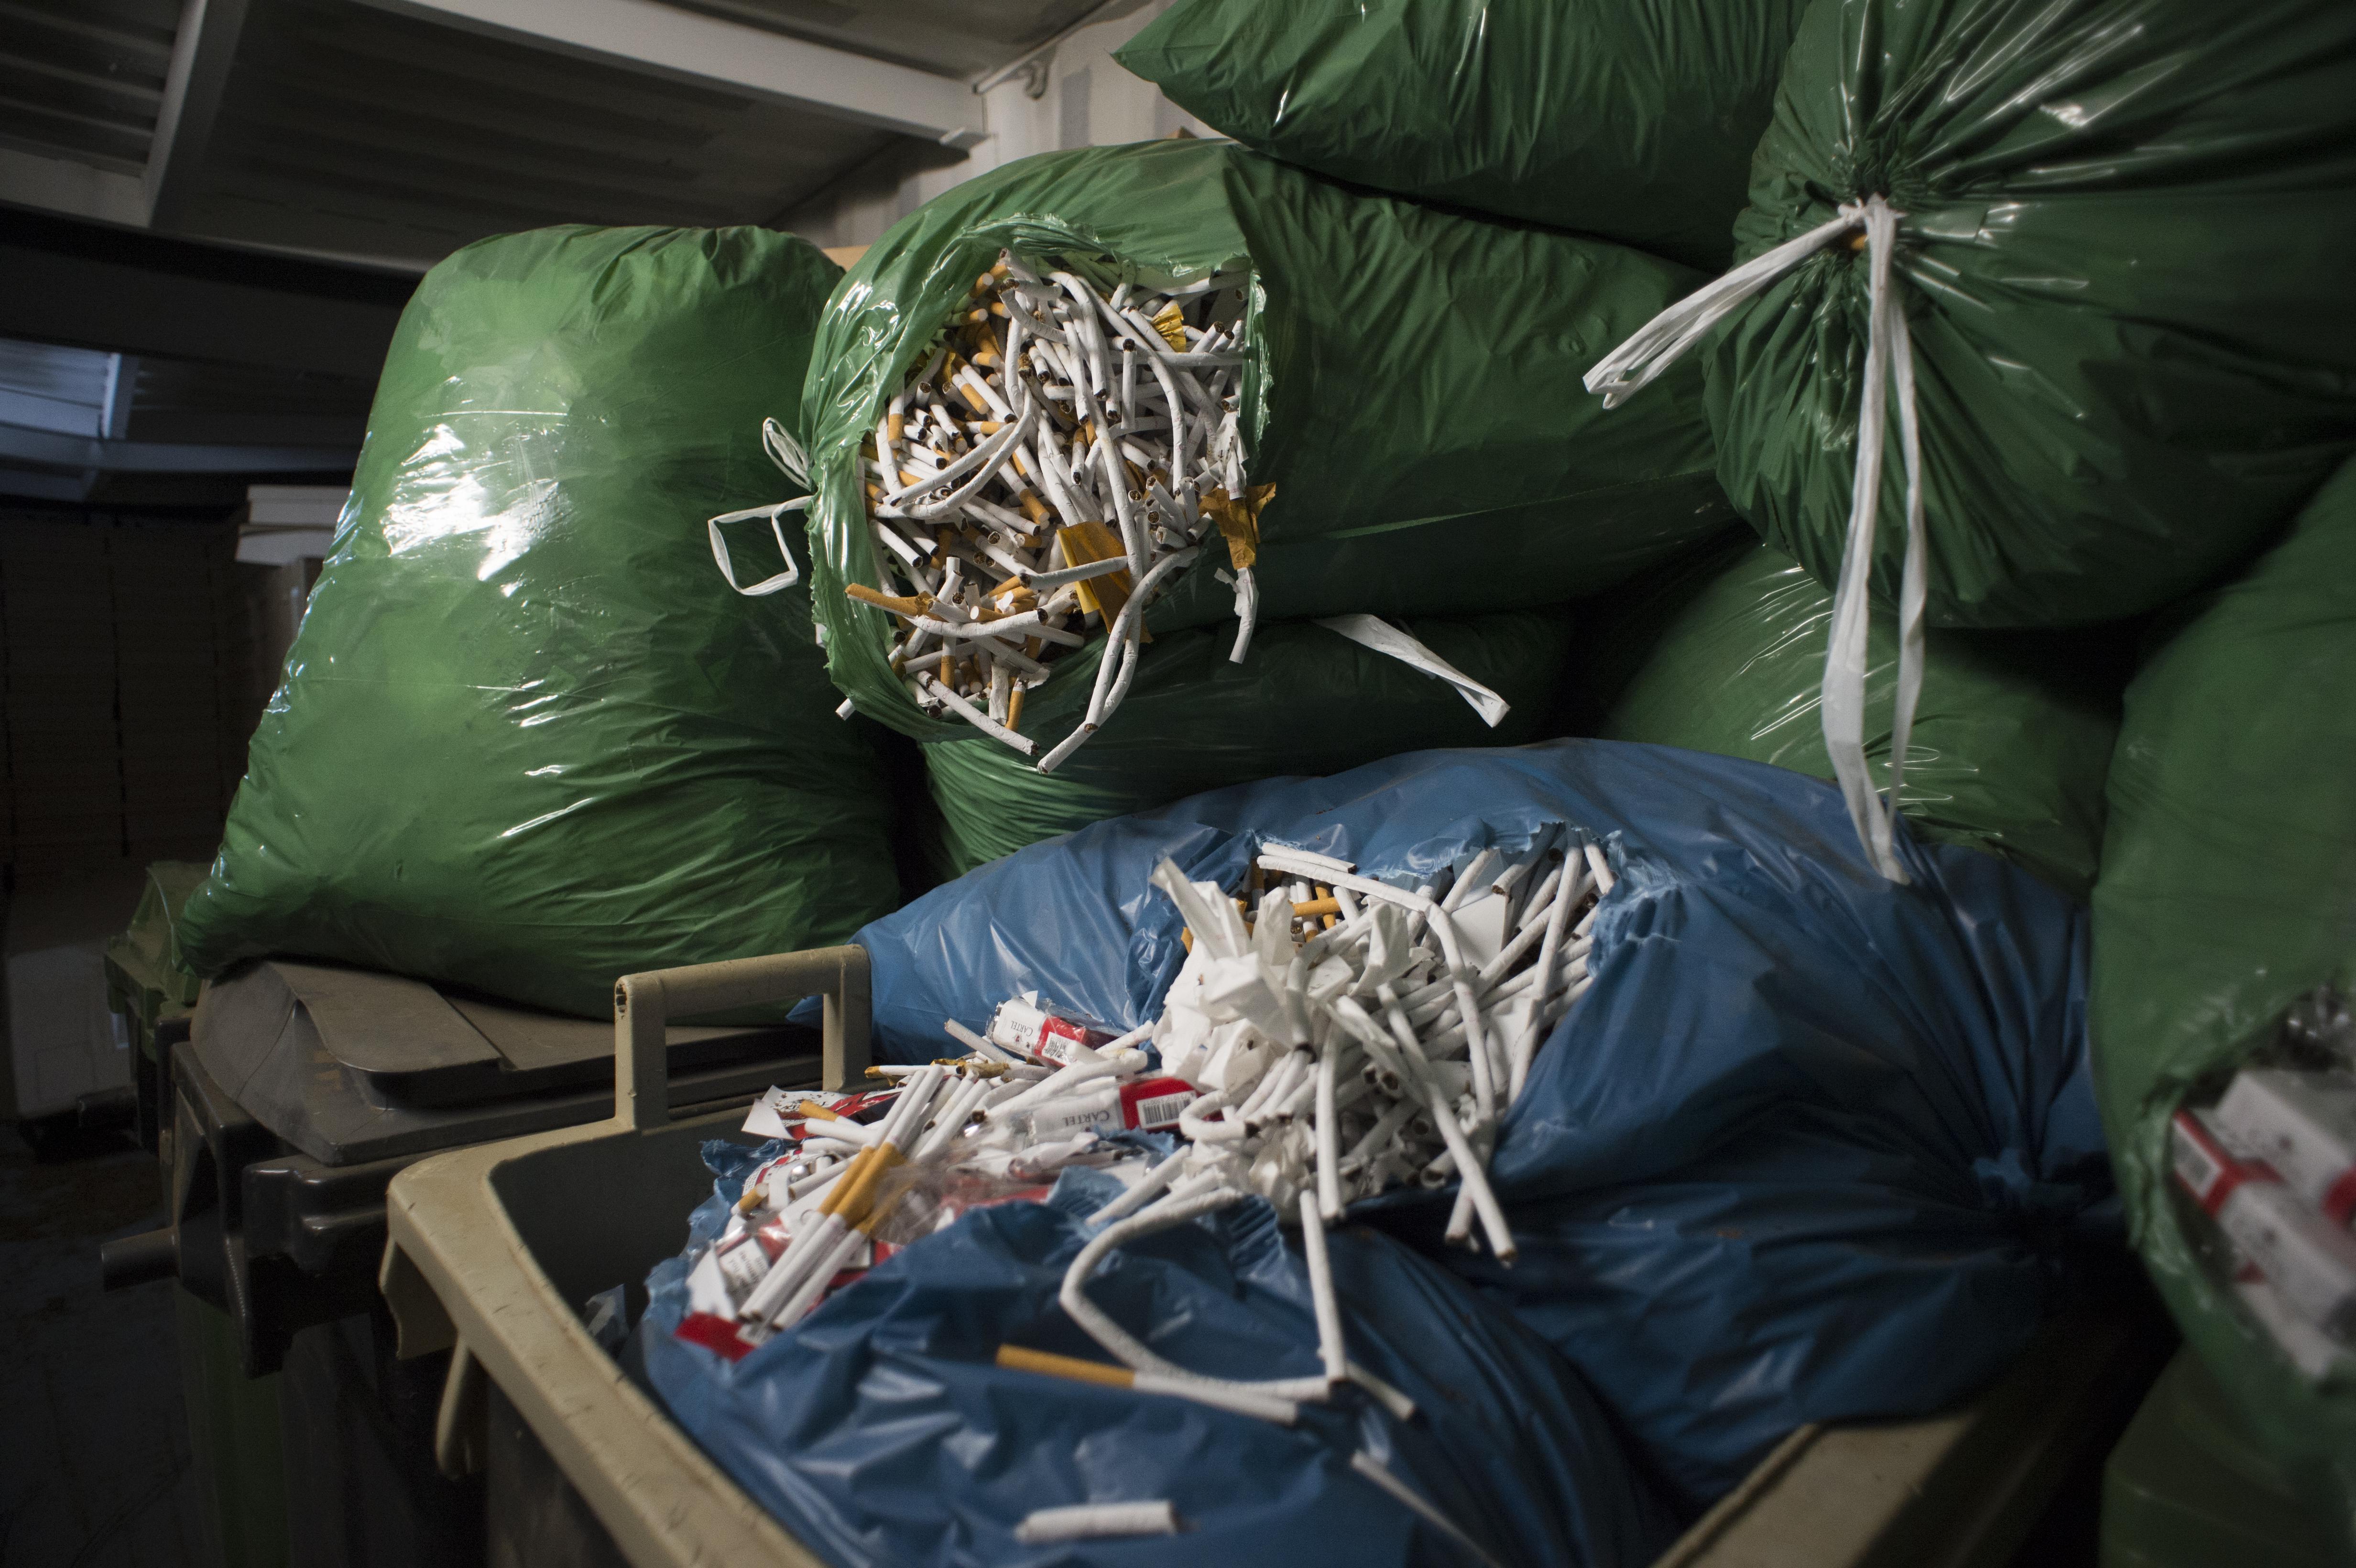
[0, 1123, 204, 1568]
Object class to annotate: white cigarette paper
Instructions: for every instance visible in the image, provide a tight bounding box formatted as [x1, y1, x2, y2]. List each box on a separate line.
[1013, 1501, 1180, 1544]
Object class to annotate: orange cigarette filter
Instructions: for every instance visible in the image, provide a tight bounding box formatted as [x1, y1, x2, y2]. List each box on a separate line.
[995, 1343, 1136, 1389]
[844, 583, 932, 617]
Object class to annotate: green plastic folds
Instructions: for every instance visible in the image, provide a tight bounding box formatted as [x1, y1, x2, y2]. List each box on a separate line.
[2090, 460, 2356, 1551]
[1709, 0, 2356, 629]
[923, 610, 1573, 872]
[179, 226, 898, 1020]
[1587, 536, 2120, 898]
[103, 860, 207, 1053]
[1117, 0, 1810, 272]
[802, 139, 1728, 743]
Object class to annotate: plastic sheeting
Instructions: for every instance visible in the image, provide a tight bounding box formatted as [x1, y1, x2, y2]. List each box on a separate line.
[644, 1149, 1680, 1568]
[819, 740, 2110, 1506]
[2090, 460, 2356, 1547]
[1588, 535, 2122, 899]
[922, 610, 1573, 873]
[801, 139, 1728, 742]
[1118, 0, 1810, 272]
[178, 227, 899, 1018]
[1708, 0, 2356, 629]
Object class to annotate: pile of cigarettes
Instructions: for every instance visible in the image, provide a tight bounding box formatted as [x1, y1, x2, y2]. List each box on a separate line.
[2170, 1026, 2356, 1379]
[681, 830, 1606, 1438]
[844, 251, 1265, 772]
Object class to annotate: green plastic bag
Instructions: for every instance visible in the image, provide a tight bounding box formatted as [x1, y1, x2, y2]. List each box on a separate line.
[179, 226, 898, 1019]
[2090, 459, 2356, 1550]
[923, 609, 1573, 872]
[1117, 0, 1811, 272]
[1587, 535, 2121, 898]
[802, 139, 1729, 748]
[1703, 0, 2356, 629]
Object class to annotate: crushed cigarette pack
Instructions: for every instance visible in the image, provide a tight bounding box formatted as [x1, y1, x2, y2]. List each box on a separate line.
[2171, 1107, 2356, 1341]
[2214, 1067, 2356, 1229]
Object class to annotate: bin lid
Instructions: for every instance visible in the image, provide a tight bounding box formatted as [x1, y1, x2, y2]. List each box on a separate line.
[192, 958, 815, 1165]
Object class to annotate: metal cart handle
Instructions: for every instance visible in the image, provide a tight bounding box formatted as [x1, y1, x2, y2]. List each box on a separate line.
[611, 946, 871, 1133]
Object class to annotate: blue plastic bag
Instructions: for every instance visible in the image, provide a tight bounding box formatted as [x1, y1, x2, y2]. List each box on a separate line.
[826, 741, 2114, 1507]
[644, 1149, 1678, 1567]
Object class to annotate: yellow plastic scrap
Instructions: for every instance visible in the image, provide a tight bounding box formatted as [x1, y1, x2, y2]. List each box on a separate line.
[1055, 522, 1135, 621]
[1202, 483, 1275, 571]
[1150, 302, 1188, 352]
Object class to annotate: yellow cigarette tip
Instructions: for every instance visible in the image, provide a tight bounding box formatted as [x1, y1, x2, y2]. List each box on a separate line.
[817, 1145, 880, 1218]
[994, 1344, 1136, 1389]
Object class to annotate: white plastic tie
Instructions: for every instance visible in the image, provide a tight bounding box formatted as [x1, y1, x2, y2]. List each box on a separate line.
[1315, 614, 1509, 727]
[1583, 196, 1922, 883]
[707, 499, 807, 597]
[761, 417, 811, 486]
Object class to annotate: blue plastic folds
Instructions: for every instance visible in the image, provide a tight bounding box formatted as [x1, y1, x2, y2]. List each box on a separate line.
[826, 741, 2115, 1508]
[644, 1151, 1679, 1567]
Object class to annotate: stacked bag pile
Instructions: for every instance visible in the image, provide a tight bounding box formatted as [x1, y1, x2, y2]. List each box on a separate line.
[1120, 0, 2356, 1543]
[175, 0, 2356, 1553]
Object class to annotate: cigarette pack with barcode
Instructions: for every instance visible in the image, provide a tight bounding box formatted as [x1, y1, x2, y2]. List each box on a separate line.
[987, 994, 1114, 1067]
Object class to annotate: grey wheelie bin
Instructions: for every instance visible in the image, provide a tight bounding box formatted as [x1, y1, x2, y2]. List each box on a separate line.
[99, 954, 834, 1568]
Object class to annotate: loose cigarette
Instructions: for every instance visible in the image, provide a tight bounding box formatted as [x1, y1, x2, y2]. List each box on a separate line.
[942, 1017, 1023, 1064]
[1297, 1192, 1348, 1384]
[795, 1101, 880, 1144]
[994, 1344, 1296, 1425]
[1514, 860, 1582, 1101]
[1060, 1187, 1333, 1404]
[1028, 554, 1134, 593]
[844, 582, 931, 617]
[919, 672, 1035, 756]
[1087, 1146, 1190, 1226]
[1014, 1501, 1180, 1545]
[1315, 1035, 1344, 1220]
